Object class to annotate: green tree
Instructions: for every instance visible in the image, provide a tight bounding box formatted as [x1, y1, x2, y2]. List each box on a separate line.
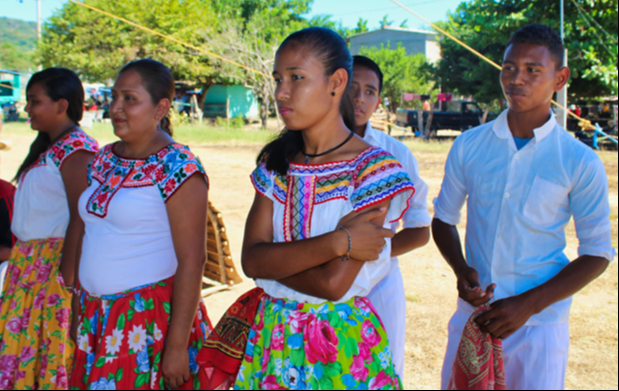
[210, 0, 312, 127]
[434, 0, 618, 104]
[308, 16, 370, 39]
[379, 15, 395, 29]
[358, 43, 435, 112]
[211, 0, 311, 26]
[355, 18, 370, 35]
[38, 0, 219, 85]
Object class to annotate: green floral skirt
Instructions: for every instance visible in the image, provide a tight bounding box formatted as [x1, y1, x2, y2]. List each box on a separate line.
[234, 295, 402, 390]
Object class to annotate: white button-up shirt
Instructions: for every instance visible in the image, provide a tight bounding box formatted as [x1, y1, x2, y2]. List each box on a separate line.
[363, 123, 432, 231]
[434, 110, 616, 326]
[364, 122, 431, 379]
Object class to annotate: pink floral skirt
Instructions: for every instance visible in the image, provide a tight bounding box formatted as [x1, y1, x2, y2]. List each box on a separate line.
[234, 294, 402, 390]
[0, 238, 74, 390]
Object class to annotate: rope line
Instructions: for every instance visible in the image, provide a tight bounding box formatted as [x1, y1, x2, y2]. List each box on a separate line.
[0, 83, 19, 91]
[67, 0, 271, 78]
[570, 0, 618, 45]
[387, 0, 596, 128]
[570, 0, 617, 58]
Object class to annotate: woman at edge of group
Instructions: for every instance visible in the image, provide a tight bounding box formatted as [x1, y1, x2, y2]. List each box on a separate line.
[0, 68, 99, 390]
[69, 59, 213, 390]
[215, 27, 414, 390]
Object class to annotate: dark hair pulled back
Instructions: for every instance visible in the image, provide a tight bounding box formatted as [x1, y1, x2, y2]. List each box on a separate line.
[258, 27, 355, 176]
[15, 68, 84, 181]
[120, 59, 175, 136]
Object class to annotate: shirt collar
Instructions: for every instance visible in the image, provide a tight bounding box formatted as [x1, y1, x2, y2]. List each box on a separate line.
[493, 109, 557, 144]
[362, 122, 379, 142]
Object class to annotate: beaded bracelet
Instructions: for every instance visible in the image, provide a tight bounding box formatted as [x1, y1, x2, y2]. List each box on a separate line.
[338, 226, 352, 262]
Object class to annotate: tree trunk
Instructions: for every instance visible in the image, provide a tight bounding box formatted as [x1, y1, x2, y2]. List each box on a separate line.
[480, 106, 490, 125]
[417, 108, 424, 137]
[198, 84, 211, 110]
[425, 102, 436, 138]
[260, 98, 268, 129]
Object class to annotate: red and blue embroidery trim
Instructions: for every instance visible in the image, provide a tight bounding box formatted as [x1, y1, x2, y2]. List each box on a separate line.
[86, 143, 208, 218]
[19, 131, 99, 183]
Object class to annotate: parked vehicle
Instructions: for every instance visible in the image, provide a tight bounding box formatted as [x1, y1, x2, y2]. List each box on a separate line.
[396, 101, 497, 132]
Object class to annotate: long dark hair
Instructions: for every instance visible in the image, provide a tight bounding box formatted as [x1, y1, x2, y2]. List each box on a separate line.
[258, 27, 355, 176]
[15, 68, 84, 181]
[119, 59, 175, 136]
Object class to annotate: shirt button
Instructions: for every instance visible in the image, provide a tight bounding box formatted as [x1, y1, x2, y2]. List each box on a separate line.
[504, 193, 511, 199]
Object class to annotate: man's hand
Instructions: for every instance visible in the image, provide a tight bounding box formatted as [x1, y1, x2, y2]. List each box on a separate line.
[456, 266, 496, 307]
[475, 293, 537, 340]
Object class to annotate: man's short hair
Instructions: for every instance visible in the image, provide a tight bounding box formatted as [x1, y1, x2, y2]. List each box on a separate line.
[507, 24, 565, 68]
[353, 55, 384, 94]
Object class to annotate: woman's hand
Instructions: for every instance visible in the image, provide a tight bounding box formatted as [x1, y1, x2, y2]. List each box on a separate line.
[340, 206, 394, 262]
[162, 345, 191, 390]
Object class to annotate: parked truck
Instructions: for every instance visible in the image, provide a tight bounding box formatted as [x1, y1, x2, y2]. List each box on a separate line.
[396, 101, 497, 133]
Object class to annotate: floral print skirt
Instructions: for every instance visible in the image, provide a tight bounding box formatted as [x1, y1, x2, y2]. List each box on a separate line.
[234, 295, 402, 390]
[69, 277, 213, 390]
[0, 238, 74, 390]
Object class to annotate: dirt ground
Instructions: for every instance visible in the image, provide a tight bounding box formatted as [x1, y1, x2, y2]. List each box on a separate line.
[1, 126, 617, 390]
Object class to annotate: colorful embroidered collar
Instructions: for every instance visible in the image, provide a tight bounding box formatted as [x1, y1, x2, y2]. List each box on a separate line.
[20, 131, 99, 183]
[86, 143, 207, 218]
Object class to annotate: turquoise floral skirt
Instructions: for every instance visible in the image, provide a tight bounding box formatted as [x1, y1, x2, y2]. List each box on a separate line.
[234, 295, 402, 390]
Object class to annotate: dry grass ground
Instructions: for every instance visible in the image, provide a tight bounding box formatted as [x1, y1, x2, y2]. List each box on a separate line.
[1, 123, 616, 390]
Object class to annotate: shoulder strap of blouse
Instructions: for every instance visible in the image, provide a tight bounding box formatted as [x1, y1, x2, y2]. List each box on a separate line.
[51, 131, 100, 170]
[350, 147, 415, 215]
[251, 160, 273, 197]
[154, 144, 208, 203]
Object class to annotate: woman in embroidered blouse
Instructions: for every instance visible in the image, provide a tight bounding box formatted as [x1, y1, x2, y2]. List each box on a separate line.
[69, 59, 213, 391]
[0, 68, 99, 390]
[205, 28, 415, 390]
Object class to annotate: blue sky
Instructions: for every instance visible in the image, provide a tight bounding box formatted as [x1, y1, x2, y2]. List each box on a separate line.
[309, 0, 466, 30]
[1, 0, 467, 29]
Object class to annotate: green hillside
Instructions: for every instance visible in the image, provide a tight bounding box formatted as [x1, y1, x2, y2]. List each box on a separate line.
[0, 17, 36, 50]
[0, 17, 36, 72]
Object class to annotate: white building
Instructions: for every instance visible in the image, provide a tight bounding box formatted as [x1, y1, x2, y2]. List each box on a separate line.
[348, 26, 441, 64]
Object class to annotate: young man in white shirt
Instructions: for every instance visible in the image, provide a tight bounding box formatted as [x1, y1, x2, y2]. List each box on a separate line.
[433, 24, 615, 390]
[350, 55, 432, 380]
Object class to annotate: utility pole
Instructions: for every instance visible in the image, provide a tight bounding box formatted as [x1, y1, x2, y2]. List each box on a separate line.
[560, 0, 564, 40]
[557, 0, 569, 128]
[36, 0, 42, 71]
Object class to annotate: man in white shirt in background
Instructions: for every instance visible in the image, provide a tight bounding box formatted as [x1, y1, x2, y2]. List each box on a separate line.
[350, 55, 432, 381]
[433, 24, 615, 390]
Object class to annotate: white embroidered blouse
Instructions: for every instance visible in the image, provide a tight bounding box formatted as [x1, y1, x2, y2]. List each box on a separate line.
[12, 131, 99, 242]
[78, 143, 208, 296]
[251, 147, 416, 304]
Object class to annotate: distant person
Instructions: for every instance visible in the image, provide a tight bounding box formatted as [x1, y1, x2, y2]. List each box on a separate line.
[349, 55, 431, 380]
[0, 139, 16, 292]
[0, 178, 16, 268]
[433, 24, 615, 390]
[69, 59, 213, 390]
[0, 68, 99, 390]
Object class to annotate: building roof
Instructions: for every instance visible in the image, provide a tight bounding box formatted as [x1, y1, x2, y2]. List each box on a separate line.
[348, 26, 438, 40]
